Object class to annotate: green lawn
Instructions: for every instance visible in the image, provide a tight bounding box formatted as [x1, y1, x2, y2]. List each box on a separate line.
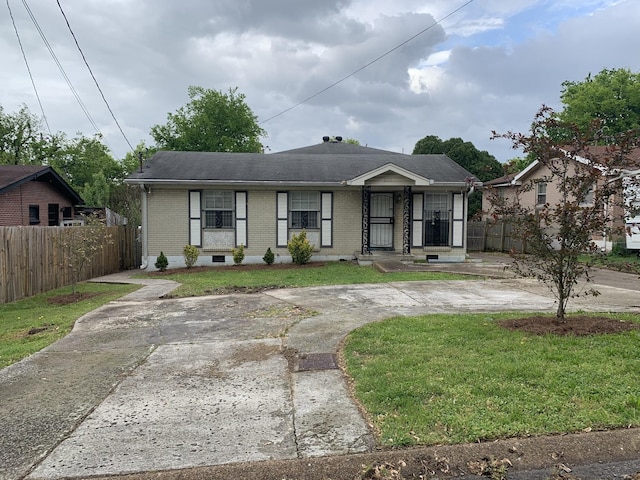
[343, 312, 640, 447]
[0, 282, 140, 368]
[145, 261, 473, 298]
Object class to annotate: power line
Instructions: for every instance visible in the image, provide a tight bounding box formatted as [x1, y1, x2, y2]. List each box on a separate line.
[20, 0, 111, 150]
[6, 0, 51, 134]
[56, 0, 134, 152]
[260, 0, 475, 125]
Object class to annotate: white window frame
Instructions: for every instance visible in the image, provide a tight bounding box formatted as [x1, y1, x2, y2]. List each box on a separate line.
[289, 191, 320, 229]
[203, 191, 235, 229]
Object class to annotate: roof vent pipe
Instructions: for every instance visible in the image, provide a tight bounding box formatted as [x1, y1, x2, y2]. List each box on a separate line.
[322, 136, 330, 142]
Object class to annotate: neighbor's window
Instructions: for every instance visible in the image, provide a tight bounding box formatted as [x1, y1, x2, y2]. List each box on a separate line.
[29, 205, 40, 225]
[290, 191, 319, 229]
[580, 184, 595, 205]
[203, 191, 234, 229]
[536, 182, 547, 205]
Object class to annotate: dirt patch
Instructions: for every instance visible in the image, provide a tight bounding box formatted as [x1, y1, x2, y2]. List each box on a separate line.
[148, 262, 328, 276]
[498, 315, 640, 336]
[46, 292, 103, 306]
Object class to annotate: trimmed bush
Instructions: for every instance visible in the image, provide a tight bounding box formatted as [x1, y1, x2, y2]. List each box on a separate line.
[183, 244, 200, 268]
[232, 244, 245, 265]
[288, 230, 313, 265]
[155, 251, 168, 271]
[263, 247, 275, 265]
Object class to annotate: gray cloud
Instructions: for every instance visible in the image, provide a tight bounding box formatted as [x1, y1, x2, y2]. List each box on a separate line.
[0, 0, 638, 165]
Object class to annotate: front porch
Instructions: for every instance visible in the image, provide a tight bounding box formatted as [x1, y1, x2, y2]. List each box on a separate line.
[354, 247, 467, 267]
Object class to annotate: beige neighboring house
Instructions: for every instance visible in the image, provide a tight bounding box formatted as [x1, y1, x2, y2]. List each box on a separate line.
[125, 137, 479, 270]
[482, 147, 640, 252]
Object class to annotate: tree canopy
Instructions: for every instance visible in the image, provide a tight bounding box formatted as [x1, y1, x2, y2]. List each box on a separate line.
[150, 86, 266, 153]
[559, 68, 640, 138]
[413, 135, 502, 219]
[0, 103, 142, 223]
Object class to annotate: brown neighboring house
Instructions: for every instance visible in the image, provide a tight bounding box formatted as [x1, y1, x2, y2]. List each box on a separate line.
[482, 147, 640, 252]
[0, 165, 84, 226]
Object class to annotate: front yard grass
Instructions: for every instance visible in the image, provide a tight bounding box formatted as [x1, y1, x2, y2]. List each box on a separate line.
[343, 311, 640, 447]
[0, 282, 140, 368]
[144, 261, 473, 298]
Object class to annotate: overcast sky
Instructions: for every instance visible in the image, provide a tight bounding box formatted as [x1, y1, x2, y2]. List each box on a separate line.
[1, 0, 639, 164]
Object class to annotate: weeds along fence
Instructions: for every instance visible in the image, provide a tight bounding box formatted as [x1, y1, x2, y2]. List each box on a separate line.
[0, 225, 139, 304]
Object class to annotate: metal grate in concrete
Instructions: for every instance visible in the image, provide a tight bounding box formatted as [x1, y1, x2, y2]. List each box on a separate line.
[297, 353, 338, 372]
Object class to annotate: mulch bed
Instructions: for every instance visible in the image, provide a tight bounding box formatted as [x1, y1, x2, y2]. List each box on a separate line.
[147, 262, 328, 276]
[498, 315, 640, 336]
[46, 292, 102, 306]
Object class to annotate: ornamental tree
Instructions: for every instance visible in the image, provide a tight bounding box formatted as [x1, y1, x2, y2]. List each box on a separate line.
[489, 106, 640, 320]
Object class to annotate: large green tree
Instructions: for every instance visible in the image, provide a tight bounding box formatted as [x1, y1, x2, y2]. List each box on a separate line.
[0, 104, 50, 165]
[559, 68, 640, 138]
[413, 135, 502, 219]
[150, 86, 266, 153]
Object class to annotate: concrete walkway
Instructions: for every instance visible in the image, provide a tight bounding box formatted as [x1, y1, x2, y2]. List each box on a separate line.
[1, 261, 639, 480]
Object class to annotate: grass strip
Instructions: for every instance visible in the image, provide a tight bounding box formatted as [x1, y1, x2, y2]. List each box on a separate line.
[144, 261, 473, 297]
[343, 312, 640, 447]
[0, 282, 140, 368]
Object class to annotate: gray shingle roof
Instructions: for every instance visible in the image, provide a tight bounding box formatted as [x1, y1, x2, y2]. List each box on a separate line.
[126, 142, 477, 186]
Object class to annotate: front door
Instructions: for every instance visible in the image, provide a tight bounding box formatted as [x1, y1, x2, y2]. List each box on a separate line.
[370, 193, 394, 250]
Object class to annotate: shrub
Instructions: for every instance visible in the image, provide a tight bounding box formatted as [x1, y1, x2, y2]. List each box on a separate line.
[263, 247, 275, 265]
[288, 230, 313, 265]
[232, 244, 245, 265]
[183, 244, 200, 268]
[610, 240, 629, 257]
[155, 251, 168, 271]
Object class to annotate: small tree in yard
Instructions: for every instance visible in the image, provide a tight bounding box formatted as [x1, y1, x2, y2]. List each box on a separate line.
[56, 214, 113, 294]
[489, 106, 640, 321]
[288, 230, 314, 265]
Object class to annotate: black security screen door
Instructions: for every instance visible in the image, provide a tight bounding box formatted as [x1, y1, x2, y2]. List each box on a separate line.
[370, 193, 394, 249]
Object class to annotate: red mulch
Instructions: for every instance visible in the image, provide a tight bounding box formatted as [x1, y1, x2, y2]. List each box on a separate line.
[498, 315, 640, 336]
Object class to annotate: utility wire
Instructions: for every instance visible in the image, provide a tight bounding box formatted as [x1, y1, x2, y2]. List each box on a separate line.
[6, 0, 51, 134]
[20, 0, 110, 148]
[56, 0, 134, 152]
[260, 0, 475, 124]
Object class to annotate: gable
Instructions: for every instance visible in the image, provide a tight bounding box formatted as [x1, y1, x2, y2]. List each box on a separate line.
[346, 163, 433, 186]
[0, 165, 83, 204]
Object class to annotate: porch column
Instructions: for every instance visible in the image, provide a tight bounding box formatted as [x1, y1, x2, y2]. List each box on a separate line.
[403, 186, 411, 254]
[361, 186, 371, 254]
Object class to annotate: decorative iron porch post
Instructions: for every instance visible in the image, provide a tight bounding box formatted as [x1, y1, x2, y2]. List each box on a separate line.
[361, 185, 371, 254]
[403, 186, 411, 254]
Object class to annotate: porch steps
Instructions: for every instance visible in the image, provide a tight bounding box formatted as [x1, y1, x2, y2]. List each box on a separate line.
[372, 258, 407, 273]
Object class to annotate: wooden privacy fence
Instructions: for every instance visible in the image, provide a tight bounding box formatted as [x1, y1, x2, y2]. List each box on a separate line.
[0, 225, 140, 304]
[467, 220, 526, 253]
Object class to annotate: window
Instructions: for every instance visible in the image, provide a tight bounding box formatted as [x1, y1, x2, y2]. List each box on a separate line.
[48, 204, 59, 226]
[290, 191, 319, 229]
[580, 184, 595, 205]
[536, 182, 547, 205]
[29, 205, 40, 225]
[424, 193, 450, 246]
[203, 191, 234, 229]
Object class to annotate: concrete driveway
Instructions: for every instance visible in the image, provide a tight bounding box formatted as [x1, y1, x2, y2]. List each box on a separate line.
[1, 265, 639, 480]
